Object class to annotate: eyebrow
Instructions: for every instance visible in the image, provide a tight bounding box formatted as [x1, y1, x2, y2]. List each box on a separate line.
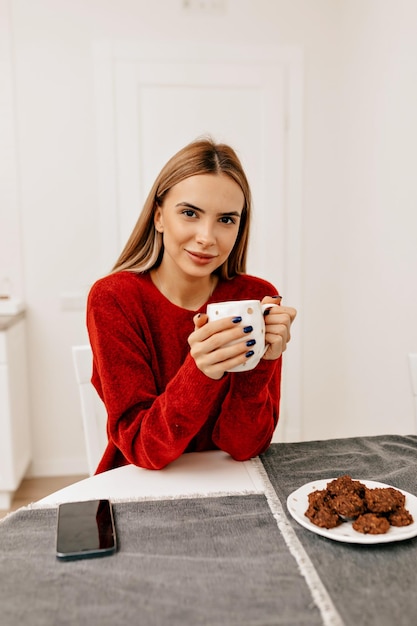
[175, 201, 242, 218]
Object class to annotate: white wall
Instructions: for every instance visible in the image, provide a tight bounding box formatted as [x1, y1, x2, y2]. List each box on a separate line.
[302, 0, 417, 439]
[1, 0, 416, 475]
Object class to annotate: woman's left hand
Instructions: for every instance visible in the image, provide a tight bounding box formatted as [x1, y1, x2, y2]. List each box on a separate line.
[261, 297, 297, 361]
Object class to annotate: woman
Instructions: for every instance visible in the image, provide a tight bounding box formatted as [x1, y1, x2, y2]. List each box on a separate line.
[87, 138, 296, 472]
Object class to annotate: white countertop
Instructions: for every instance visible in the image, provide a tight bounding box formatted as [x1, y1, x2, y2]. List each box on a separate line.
[0, 310, 25, 331]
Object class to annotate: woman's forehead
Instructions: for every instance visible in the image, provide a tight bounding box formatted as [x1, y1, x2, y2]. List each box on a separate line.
[166, 173, 245, 210]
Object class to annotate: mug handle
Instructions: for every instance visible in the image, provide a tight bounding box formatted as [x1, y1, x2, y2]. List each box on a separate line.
[261, 303, 279, 314]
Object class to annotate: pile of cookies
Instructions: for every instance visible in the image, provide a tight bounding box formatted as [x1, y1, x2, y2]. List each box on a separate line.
[305, 475, 414, 534]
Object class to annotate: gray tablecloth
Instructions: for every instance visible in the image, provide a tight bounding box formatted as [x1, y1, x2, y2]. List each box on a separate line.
[0, 494, 321, 626]
[260, 434, 417, 626]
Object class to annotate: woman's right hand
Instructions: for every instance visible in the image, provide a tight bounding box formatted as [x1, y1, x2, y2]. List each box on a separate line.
[188, 313, 253, 380]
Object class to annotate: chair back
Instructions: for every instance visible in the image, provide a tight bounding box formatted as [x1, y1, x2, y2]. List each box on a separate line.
[72, 345, 108, 475]
[408, 353, 417, 432]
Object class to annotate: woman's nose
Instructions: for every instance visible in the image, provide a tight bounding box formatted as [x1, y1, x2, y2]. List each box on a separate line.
[195, 224, 216, 246]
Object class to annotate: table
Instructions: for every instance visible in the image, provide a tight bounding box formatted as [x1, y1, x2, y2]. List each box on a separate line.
[36, 450, 264, 504]
[1, 434, 417, 626]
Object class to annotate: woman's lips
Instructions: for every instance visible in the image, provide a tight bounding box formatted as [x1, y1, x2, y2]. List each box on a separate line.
[185, 250, 217, 265]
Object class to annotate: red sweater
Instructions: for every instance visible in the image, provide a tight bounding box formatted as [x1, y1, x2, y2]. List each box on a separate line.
[87, 271, 282, 473]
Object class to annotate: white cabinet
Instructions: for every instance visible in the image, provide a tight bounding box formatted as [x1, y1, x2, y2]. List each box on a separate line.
[0, 313, 31, 508]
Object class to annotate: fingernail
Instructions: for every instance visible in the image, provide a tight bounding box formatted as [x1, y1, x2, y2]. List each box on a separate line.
[246, 339, 256, 347]
[243, 325, 253, 334]
[272, 295, 282, 301]
[245, 350, 254, 358]
[232, 316, 242, 323]
[263, 308, 271, 316]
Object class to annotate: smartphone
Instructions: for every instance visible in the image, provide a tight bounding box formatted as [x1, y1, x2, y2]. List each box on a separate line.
[56, 499, 117, 561]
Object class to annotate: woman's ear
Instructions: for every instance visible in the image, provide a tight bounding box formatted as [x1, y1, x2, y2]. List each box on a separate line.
[154, 207, 164, 233]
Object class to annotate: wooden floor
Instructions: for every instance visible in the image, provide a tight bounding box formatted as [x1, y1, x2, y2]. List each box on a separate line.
[0, 475, 87, 520]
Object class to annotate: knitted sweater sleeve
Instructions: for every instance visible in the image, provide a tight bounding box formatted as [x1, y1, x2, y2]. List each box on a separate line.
[213, 357, 281, 461]
[87, 281, 231, 470]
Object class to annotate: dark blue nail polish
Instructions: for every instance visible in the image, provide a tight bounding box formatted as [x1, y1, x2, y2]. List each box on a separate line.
[232, 316, 242, 323]
[263, 308, 271, 316]
[245, 350, 254, 358]
[246, 339, 256, 347]
[243, 325, 253, 334]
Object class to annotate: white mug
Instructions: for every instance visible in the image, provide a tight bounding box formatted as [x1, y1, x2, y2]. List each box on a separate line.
[206, 299, 276, 373]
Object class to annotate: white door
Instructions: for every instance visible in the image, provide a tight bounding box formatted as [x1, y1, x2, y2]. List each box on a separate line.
[93, 41, 303, 440]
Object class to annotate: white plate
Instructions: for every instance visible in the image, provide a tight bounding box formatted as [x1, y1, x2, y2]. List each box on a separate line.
[287, 478, 417, 544]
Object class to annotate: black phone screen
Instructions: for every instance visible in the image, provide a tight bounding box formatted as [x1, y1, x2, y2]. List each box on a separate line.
[56, 499, 116, 561]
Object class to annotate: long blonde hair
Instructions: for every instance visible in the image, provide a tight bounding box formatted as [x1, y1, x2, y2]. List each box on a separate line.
[112, 137, 252, 279]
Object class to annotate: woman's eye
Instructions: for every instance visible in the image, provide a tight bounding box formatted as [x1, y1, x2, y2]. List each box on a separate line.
[182, 209, 197, 218]
[219, 216, 236, 225]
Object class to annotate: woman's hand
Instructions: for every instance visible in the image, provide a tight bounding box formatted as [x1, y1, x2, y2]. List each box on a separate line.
[188, 314, 253, 380]
[261, 296, 297, 361]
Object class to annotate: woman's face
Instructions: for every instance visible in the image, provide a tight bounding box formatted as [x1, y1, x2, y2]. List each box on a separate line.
[154, 173, 244, 280]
